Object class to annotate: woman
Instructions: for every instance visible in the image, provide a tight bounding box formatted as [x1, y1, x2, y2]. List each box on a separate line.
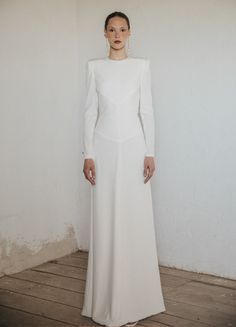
[81, 11, 166, 327]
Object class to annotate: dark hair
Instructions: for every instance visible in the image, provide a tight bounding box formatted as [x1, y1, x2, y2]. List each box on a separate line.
[104, 11, 130, 30]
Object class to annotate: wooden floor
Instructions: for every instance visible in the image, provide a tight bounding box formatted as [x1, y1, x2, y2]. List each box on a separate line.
[0, 250, 235, 327]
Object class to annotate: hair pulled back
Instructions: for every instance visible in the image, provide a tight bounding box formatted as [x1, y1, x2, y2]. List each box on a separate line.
[104, 11, 130, 30]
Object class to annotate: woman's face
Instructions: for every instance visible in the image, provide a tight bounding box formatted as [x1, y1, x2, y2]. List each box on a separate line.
[104, 17, 130, 50]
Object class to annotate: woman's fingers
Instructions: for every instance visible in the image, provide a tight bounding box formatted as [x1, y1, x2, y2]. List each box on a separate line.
[143, 157, 155, 183]
[90, 165, 96, 185]
[144, 167, 154, 183]
[83, 159, 96, 185]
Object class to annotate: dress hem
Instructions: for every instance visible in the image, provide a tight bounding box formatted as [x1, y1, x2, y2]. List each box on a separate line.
[81, 305, 166, 327]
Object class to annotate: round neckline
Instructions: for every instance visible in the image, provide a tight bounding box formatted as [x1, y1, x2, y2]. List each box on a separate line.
[106, 56, 130, 62]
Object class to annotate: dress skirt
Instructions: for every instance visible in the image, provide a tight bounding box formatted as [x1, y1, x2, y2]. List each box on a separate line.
[81, 130, 166, 327]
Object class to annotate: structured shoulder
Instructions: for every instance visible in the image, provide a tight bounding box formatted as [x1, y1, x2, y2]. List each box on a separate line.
[131, 57, 150, 70]
[86, 58, 99, 68]
[86, 58, 105, 72]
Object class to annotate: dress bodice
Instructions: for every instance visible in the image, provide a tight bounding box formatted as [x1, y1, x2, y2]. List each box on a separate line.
[82, 56, 155, 159]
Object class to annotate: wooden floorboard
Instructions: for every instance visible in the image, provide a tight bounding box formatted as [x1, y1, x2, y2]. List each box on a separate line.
[0, 305, 75, 327]
[0, 249, 235, 327]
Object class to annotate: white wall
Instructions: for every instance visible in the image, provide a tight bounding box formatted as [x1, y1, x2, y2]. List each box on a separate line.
[77, 0, 236, 279]
[0, 0, 80, 275]
[151, 0, 236, 280]
[0, 0, 235, 279]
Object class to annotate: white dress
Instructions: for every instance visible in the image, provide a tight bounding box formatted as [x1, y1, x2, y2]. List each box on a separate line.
[81, 56, 166, 327]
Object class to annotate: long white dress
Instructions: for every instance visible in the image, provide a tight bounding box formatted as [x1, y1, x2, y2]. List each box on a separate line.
[81, 56, 166, 327]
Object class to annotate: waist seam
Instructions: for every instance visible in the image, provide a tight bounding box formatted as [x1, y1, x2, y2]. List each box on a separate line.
[94, 130, 144, 143]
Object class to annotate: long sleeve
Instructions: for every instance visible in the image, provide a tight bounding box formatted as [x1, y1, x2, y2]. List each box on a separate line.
[139, 59, 155, 157]
[82, 60, 99, 159]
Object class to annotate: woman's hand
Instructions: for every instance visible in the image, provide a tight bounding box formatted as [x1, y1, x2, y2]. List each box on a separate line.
[143, 156, 155, 183]
[83, 159, 96, 185]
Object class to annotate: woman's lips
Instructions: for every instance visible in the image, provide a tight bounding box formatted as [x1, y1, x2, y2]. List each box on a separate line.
[114, 40, 121, 44]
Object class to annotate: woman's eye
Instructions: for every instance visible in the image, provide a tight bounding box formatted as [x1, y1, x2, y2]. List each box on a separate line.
[109, 29, 126, 32]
